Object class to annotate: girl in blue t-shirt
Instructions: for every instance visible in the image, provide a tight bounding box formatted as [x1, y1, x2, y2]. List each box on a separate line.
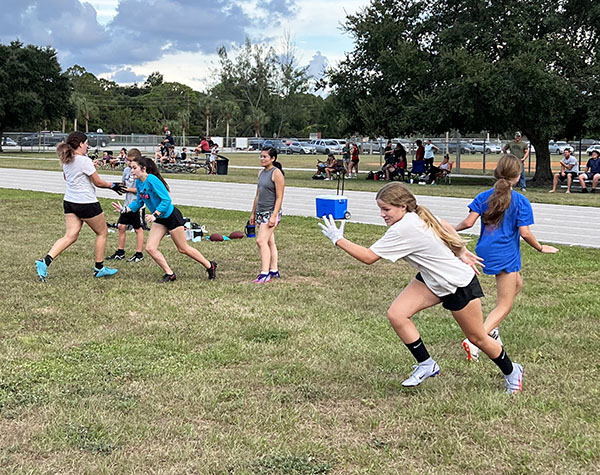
[112, 155, 217, 283]
[455, 154, 558, 360]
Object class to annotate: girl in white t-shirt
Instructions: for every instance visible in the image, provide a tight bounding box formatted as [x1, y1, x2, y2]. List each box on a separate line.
[35, 132, 126, 282]
[319, 182, 524, 394]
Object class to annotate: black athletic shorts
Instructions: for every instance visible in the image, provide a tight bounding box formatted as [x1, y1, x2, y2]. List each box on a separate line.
[416, 272, 484, 311]
[118, 209, 144, 229]
[63, 200, 103, 220]
[154, 206, 185, 231]
[558, 172, 578, 181]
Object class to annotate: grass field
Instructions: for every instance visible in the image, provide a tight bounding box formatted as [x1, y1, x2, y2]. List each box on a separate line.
[2, 152, 600, 207]
[0, 188, 598, 473]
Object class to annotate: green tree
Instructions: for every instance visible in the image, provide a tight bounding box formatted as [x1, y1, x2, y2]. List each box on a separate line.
[329, 0, 600, 183]
[0, 41, 72, 151]
[216, 40, 277, 137]
[271, 33, 311, 138]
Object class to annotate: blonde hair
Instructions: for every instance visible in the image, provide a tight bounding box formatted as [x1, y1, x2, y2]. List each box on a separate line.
[127, 148, 142, 159]
[376, 182, 466, 255]
[483, 154, 521, 227]
[56, 131, 87, 165]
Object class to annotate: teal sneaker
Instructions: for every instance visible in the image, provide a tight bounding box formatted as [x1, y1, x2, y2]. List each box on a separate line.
[35, 259, 48, 282]
[504, 363, 524, 394]
[94, 266, 118, 278]
[401, 358, 440, 387]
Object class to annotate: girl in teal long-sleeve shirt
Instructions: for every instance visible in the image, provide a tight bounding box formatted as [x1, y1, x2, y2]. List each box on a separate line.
[112, 155, 217, 283]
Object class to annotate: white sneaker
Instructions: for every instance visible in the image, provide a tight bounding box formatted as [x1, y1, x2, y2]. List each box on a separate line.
[504, 363, 524, 394]
[401, 358, 440, 387]
[462, 338, 480, 361]
[489, 327, 503, 347]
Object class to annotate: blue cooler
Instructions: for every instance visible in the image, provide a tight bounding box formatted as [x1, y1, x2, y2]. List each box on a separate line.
[316, 194, 350, 220]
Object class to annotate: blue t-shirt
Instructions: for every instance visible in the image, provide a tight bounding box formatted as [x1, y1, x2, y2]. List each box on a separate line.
[128, 174, 174, 218]
[586, 157, 600, 174]
[469, 189, 534, 275]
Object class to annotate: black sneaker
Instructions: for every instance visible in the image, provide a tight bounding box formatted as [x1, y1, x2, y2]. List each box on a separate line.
[206, 261, 217, 280]
[592, 188, 597, 194]
[160, 273, 176, 283]
[127, 254, 144, 263]
[107, 251, 125, 260]
[582, 188, 588, 193]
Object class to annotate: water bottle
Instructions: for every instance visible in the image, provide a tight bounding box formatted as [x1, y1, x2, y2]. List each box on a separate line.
[245, 220, 256, 238]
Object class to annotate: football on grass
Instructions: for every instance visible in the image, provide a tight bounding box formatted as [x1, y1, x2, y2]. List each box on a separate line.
[229, 231, 244, 239]
[209, 233, 224, 241]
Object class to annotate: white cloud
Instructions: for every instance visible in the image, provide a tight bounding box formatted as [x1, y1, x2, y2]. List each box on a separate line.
[0, 0, 366, 89]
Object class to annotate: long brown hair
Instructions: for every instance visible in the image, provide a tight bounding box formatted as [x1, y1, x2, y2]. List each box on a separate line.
[376, 182, 466, 255]
[483, 154, 521, 227]
[56, 131, 87, 164]
[132, 155, 170, 191]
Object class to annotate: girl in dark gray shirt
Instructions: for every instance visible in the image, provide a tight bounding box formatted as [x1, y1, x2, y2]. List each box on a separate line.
[249, 147, 285, 283]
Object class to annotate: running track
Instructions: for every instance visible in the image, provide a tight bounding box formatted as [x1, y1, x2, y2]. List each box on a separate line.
[1, 167, 598, 248]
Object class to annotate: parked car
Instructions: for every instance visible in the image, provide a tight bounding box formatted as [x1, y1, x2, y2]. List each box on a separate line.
[549, 140, 574, 154]
[19, 131, 67, 147]
[247, 138, 264, 151]
[288, 141, 316, 154]
[586, 144, 600, 156]
[575, 138, 598, 151]
[313, 139, 344, 155]
[87, 132, 111, 148]
[262, 139, 290, 154]
[432, 140, 474, 154]
[471, 140, 501, 154]
[1, 137, 17, 146]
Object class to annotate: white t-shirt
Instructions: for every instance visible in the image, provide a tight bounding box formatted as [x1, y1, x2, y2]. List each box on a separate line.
[424, 144, 435, 159]
[63, 155, 98, 204]
[369, 212, 474, 297]
[561, 156, 579, 173]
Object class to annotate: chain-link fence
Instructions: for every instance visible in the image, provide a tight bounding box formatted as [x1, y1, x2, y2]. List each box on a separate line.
[2, 131, 597, 174]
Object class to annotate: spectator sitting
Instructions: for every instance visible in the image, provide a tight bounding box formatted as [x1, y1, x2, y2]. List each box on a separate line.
[549, 149, 579, 193]
[102, 151, 119, 169]
[194, 137, 211, 156]
[426, 154, 453, 184]
[181, 147, 188, 162]
[154, 146, 162, 162]
[324, 154, 343, 180]
[117, 147, 127, 166]
[578, 150, 600, 193]
[384, 142, 407, 181]
[162, 130, 175, 152]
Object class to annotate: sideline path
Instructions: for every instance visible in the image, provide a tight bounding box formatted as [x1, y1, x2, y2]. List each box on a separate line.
[1, 167, 598, 248]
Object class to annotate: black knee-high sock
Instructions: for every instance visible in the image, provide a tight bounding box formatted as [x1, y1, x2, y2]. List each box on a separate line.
[491, 349, 514, 376]
[405, 338, 431, 364]
[44, 255, 53, 266]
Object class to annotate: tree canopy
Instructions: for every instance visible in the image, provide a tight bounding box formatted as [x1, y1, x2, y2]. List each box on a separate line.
[0, 41, 72, 151]
[329, 0, 600, 182]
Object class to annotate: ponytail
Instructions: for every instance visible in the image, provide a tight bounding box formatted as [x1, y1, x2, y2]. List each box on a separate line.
[415, 205, 467, 256]
[376, 182, 467, 256]
[273, 161, 284, 176]
[57, 131, 87, 164]
[133, 155, 170, 191]
[483, 154, 521, 227]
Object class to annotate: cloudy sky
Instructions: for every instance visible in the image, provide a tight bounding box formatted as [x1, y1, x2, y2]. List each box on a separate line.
[1, 0, 367, 90]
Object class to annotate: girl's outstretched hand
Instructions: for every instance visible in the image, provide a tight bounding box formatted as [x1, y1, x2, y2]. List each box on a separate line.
[458, 248, 484, 275]
[318, 215, 346, 245]
[540, 244, 559, 253]
[111, 201, 123, 213]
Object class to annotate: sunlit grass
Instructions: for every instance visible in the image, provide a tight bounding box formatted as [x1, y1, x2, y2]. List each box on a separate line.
[0, 188, 598, 472]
